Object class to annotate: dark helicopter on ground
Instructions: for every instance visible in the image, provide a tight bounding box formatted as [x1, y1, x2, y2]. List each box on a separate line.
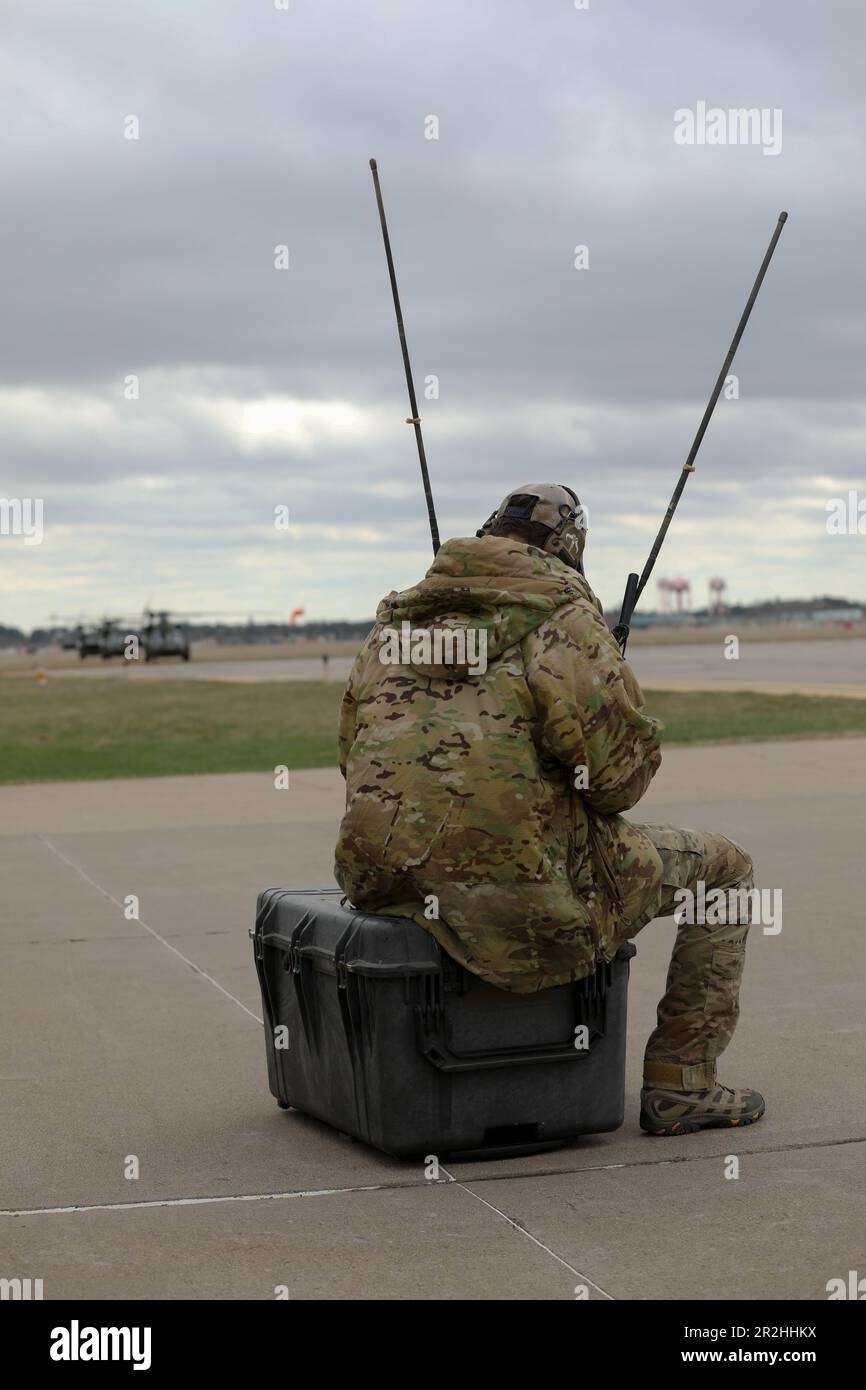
[140, 610, 190, 662]
[66, 619, 132, 660]
[52, 610, 190, 662]
[54, 604, 301, 665]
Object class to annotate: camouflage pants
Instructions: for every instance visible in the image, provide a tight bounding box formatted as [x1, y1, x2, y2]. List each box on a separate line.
[619, 824, 754, 1092]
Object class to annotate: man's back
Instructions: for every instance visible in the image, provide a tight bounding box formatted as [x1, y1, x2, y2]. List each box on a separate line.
[335, 534, 663, 992]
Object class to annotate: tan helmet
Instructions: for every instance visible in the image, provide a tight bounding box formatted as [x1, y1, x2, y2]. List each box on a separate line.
[477, 482, 588, 571]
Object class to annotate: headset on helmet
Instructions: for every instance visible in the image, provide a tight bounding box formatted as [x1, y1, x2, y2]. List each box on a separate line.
[477, 482, 588, 572]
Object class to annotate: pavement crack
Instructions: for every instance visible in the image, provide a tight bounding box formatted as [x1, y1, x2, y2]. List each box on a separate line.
[36, 835, 263, 1025]
[442, 1167, 614, 1299]
[5, 1135, 863, 1223]
[445, 1133, 866, 1185]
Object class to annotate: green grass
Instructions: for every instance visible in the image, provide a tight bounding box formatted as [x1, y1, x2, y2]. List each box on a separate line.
[1, 677, 865, 785]
[0, 677, 344, 784]
[643, 688, 866, 745]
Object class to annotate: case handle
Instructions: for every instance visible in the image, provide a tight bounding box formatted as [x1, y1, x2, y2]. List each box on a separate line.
[414, 1026, 604, 1073]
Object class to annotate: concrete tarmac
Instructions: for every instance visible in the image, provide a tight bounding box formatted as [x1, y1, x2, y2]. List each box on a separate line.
[629, 637, 866, 698]
[48, 636, 866, 698]
[1, 741, 864, 1300]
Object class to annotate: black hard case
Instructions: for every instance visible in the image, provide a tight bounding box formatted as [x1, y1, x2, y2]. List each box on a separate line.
[253, 888, 635, 1159]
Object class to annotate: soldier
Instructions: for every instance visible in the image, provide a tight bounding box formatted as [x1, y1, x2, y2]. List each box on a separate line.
[335, 484, 763, 1136]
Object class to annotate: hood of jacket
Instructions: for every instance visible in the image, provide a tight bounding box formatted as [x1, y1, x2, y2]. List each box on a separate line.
[374, 534, 599, 678]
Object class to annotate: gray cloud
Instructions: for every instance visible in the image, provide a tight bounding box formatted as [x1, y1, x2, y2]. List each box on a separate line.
[1, 0, 864, 627]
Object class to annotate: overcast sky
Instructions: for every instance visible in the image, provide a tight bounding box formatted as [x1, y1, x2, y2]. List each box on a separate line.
[1, 0, 864, 629]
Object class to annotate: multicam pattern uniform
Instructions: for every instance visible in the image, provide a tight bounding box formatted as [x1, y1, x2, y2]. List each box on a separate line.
[334, 535, 753, 1086]
[628, 825, 754, 1091]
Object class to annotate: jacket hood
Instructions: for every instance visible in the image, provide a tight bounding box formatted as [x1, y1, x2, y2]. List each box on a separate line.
[374, 535, 597, 678]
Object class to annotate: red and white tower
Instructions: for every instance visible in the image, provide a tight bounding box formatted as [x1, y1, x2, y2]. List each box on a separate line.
[709, 577, 727, 615]
[669, 577, 692, 612]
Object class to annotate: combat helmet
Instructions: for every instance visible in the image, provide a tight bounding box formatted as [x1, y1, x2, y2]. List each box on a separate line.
[477, 483, 587, 572]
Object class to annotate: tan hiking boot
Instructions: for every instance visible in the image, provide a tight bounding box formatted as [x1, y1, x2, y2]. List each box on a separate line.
[640, 1082, 765, 1136]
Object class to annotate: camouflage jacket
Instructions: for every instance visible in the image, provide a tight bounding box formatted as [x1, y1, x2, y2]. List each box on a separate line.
[334, 535, 663, 992]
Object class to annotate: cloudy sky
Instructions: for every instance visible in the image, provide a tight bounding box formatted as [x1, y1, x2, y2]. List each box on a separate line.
[2, 0, 864, 629]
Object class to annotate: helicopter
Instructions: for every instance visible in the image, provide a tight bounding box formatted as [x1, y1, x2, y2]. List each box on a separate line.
[137, 606, 305, 658]
[50, 605, 305, 664]
[52, 617, 132, 660]
[53, 609, 191, 662]
[140, 609, 190, 662]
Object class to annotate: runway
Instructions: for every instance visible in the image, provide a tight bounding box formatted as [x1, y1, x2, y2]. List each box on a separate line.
[43, 636, 866, 698]
[2, 739, 864, 1299]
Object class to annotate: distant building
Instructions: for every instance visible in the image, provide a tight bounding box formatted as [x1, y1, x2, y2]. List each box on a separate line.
[604, 595, 864, 630]
[809, 607, 863, 623]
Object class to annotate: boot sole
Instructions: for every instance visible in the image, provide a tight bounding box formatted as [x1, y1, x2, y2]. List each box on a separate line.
[640, 1101, 765, 1136]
